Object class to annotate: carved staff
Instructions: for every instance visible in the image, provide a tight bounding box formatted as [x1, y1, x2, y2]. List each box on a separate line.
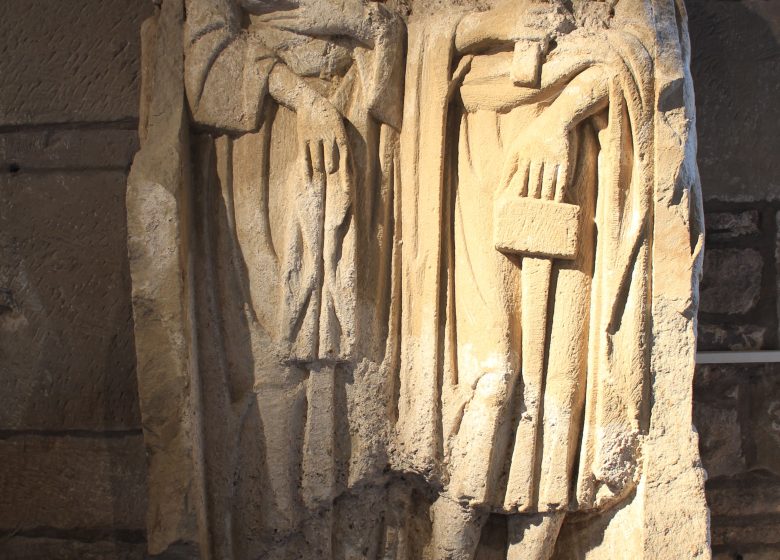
[489, 27, 581, 507]
[494, 158, 581, 508]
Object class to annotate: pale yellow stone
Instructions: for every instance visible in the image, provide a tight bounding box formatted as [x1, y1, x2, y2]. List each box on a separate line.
[127, 0, 709, 558]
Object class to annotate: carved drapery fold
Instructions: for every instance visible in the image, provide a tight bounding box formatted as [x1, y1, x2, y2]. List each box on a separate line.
[127, 1, 709, 558]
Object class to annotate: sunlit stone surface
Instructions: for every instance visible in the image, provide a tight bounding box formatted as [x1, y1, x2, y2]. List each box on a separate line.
[127, 1, 708, 558]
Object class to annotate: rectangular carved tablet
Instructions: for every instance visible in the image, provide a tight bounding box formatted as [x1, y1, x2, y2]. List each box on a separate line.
[493, 196, 581, 260]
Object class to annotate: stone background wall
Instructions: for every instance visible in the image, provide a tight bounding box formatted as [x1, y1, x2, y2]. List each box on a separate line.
[0, 1, 152, 557]
[689, 1, 780, 558]
[0, 0, 777, 558]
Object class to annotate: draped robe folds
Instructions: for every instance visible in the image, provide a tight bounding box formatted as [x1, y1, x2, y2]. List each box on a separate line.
[141, 0, 405, 556]
[129, 0, 706, 555]
[184, 0, 403, 363]
[396, 0, 661, 513]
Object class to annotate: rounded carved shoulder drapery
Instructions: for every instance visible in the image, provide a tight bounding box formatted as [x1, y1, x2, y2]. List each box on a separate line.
[126, 0, 709, 558]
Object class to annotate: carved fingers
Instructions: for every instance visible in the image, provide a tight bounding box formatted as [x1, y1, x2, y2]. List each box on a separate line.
[297, 97, 349, 179]
[302, 131, 346, 177]
[500, 126, 573, 202]
[524, 161, 559, 201]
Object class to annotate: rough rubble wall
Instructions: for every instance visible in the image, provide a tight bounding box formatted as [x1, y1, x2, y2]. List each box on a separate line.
[0, 0, 776, 558]
[689, 0, 780, 559]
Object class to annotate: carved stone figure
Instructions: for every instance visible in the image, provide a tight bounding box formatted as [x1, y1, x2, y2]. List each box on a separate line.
[127, 0, 709, 558]
[129, 0, 404, 557]
[396, 1, 656, 556]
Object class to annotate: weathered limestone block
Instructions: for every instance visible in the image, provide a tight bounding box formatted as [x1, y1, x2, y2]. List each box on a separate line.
[712, 524, 780, 549]
[0, 171, 139, 431]
[688, 0, 780, 202]
[704, 211, 760, 242]
[700, 248, 763, 315]
[0, 0, 153, 126]
[698, 323, 767, 352]
[708, 477, 780, 518]
[747, 365, 780, 475]
[0, 435, 147, 531]
[694, 365, 746, 478]
[128, 0, 708, 558]
[0, 538, 146, 560]
[0, 129, 139, 172]
[713, 551, 780, 560]
[709, 487, 780, 560]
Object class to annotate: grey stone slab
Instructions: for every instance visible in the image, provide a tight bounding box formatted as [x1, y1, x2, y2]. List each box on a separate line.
[694, 400, 745, 479]
[714, 550, 780, 560]
[708, 478, 780, 517]
[693, 364, 761, 479]
[0, 434, 147, 531]
[700, 248, 763, 315]
[0, 128, 139, 171]
[705, 210, 760, 242]
[0, 0, 154, 126]
[689, 0, 780, 201]
[712, 523, 780, 548]
[698, 322, 767, 351]
[747, 366, 780, 475]
[0, 171, 139, 430]
[0, 537, 146, 560]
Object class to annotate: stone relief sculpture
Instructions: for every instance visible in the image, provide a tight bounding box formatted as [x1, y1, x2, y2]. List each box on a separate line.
[178, 1, 404, 557]
[127, 0, 709, 558]
[396, 1, 656, 556]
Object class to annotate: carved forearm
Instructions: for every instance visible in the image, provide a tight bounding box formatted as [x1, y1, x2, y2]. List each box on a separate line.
[545, 65, 609, 132]
[268, 63, 317, 112]
[455, 10, 522, 54]
[455, 2, 574, 55]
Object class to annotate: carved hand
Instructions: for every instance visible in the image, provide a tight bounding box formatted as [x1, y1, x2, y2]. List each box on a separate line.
[296, 94, 349, 177]
[499, 117, 572, 202]
[268, 63, 349, 176]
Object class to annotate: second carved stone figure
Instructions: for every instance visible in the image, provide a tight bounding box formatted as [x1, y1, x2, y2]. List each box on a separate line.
[183, 0, 403, 557]
[397, 1, 655, 557]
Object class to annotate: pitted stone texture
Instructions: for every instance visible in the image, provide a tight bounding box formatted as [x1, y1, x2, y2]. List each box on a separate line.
[0, 129, 139, 172]
[697, 323, 767, 352]
[705, 211, 760, 242]
[0, 171, 139, 430]
[0, 0, 153, 125]
[0, 538, 146, 560]
[694, 365, 746, 478]
[689, 0, 780, 201]
[700, 248, 763, 315]
[0, 434, 147, 531]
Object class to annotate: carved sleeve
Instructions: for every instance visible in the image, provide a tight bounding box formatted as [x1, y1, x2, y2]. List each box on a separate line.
[356, 4, 405, 130]
[184, 0, 276, 132]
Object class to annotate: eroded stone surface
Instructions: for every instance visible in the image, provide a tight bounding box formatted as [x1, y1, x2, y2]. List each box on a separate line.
[705, 211, 760, 242]
[0, 129, 139, 172]
[0, 171, 139, 431]
[0, 434, 147, 531]
[700, 249, 763, 315]
[0, 538, 146, 560]
[127, 1, 708, 558]
[0, 0, 153, 126]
